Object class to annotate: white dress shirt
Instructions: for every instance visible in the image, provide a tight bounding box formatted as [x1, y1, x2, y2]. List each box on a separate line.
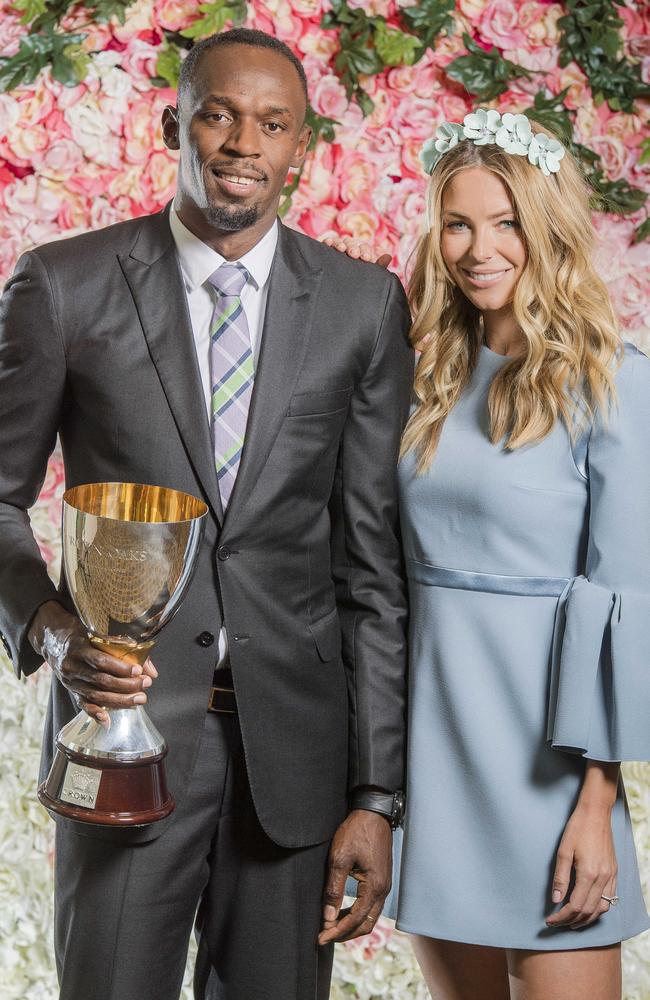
[169, 204, 278, 668]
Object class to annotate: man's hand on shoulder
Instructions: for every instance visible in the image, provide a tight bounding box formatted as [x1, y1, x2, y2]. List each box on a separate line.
[29, 600, 157, 725]
[322, 235, 393, 269]
[318, 809, 392, 945]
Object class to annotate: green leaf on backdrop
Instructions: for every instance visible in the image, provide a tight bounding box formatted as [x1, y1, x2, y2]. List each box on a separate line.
[524, 89, 574, 144]
[11, 0, 47, 25]
[90, 0, 134, 24]
[587, 168, 648, 216]
[180, 0, 247, 39]
[633, 218, 650, 244]
[558, 0, 650, 113]
[446, 34, 531, 101]
[373, 22, 421, 67]
[155, 43, 182, 89]
[400, 0, 455, 50]
[278, 108, 339, 217]
[639, 138, 650, 168]
[0, 28, 87, 91]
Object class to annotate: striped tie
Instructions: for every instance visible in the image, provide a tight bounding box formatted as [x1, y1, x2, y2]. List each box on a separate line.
[208, 262, 254, 510]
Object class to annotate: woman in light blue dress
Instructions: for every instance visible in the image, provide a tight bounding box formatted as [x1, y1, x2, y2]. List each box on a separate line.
[331, 111, 650, 999]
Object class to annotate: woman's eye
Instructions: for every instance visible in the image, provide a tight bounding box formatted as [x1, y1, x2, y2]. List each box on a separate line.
[499, 219, 518, 229]
[447, 221, 468, 231]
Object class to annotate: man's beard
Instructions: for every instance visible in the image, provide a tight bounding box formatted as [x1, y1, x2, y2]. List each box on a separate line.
[204, 201, 260, 231]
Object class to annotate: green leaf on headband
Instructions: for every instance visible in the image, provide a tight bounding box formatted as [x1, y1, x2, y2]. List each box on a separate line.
[180, 0, 247, 39]
[154, 42, 182, 89]
[400, 0, 455, 51]
[446, 34, 531, 101]
[11, 0, 47, 25]
[374, 22, 421, 67]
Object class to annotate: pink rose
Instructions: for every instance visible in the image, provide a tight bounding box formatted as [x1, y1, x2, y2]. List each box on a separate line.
[290, 201, 339, 240]
[57, 191, 91, 231]
[147, 150, 178, 203]
[31, 138, 84, 181]
[0, 7, 22, 56]
[502, 44, 558, 72]
[297, 27, 338, 61]
[588, 135, 635, 182]
[479, 0, 527, 50]
[337, 150, 382, 203]
[386, 176, 427, 236]
[38, 456, 65, 503]
[153, 0, 198, 32]
[311, 74, 350, 120]
[457, 0, 490, 22]
[6, 124, 50, 166]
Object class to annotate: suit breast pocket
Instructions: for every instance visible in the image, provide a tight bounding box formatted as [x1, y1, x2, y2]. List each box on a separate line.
[287, 387, 352, 417]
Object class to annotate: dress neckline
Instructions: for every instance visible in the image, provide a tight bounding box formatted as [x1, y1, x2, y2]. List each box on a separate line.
[479, 343, 512, 365]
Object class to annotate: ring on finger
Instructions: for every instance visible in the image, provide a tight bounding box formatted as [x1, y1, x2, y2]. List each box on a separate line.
[601, 894, 619, 905]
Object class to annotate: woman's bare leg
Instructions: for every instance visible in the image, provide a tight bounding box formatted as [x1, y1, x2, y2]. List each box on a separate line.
[409, 934, 510, 1000]
[507, 944, 621, 1000]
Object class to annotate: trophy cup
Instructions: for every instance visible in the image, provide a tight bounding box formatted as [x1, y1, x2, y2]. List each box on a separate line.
[38, 482, 208, 826]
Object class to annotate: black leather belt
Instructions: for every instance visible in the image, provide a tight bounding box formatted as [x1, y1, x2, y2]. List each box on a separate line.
[208, 667, 237, 714]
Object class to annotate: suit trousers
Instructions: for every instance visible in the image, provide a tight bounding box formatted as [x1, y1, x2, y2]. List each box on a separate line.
[53, 711, 334, 1000]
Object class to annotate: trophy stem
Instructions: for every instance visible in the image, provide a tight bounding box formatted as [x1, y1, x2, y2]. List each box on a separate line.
[38, 636, 175, 825]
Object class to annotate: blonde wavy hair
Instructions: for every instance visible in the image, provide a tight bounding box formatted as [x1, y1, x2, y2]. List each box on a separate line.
[401, 122, 622, 472]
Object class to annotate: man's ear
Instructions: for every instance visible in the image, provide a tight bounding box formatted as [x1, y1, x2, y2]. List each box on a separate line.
[291, 125, 313, 169]
[162, 106, 180, 151]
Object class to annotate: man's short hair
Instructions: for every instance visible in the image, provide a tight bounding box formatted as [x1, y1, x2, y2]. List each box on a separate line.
[177, 28, 309, 111]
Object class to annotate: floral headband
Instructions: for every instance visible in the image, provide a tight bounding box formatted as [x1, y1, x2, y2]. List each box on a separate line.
[419, 109, 566, 178]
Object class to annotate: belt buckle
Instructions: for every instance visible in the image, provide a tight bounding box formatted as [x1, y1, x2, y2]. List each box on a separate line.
[208, 686, 237, 714]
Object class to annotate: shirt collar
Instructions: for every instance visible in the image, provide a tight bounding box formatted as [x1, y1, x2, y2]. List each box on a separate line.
[169, 202, 278, 293]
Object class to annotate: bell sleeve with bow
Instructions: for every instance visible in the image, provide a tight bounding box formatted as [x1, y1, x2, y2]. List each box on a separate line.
[548, 345, 650, 762]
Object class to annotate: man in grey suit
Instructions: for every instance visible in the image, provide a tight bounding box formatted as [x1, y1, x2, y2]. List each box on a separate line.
[0, 27, 412, 1000]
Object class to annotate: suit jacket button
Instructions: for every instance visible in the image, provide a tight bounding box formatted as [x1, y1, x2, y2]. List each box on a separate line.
[218, 545, 231, 561]
[197, 631, 215, 647]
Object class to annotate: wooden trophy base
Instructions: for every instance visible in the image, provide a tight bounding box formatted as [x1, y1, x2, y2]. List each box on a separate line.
[38, 741, 175, 826]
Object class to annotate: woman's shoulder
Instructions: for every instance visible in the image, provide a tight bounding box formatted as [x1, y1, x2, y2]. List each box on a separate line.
[588, 341, 650, 446]
[617, 339, 649, 376]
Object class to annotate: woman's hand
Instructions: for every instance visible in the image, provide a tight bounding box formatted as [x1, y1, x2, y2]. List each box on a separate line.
[322, 235, 392, 269]
[546, 801, 618, 930]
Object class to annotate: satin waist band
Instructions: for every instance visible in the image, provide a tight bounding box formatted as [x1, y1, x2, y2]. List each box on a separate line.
[406, 559, 570, 598]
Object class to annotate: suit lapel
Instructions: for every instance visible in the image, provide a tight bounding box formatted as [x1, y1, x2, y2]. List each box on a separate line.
[118, 208, 224, 524]
[222, 223, 323, 532]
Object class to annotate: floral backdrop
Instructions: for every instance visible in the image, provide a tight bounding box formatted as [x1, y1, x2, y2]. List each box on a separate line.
[0, 0, 649, 997]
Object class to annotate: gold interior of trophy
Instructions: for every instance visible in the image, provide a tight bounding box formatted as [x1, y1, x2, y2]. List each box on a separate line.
[63, 483, 207, 524]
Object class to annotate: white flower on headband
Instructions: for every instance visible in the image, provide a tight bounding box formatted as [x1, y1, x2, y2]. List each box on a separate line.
[418, 107, 566, 178]
[495, 113, 532, 156]
[419, 122, 465, 174]
[528, 132, 565, 175]
[463, 109, 500, 145]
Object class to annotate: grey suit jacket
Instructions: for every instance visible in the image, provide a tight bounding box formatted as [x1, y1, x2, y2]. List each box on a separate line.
[0, 207, 413, 847]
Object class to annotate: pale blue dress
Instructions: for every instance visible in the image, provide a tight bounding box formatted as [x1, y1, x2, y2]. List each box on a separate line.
[391, 342, 650, 949]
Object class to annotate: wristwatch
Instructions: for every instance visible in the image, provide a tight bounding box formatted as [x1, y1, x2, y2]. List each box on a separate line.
[349, 789, 406, 830]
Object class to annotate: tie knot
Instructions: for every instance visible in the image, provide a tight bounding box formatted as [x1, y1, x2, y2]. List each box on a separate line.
[208, 262, 249, 298]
